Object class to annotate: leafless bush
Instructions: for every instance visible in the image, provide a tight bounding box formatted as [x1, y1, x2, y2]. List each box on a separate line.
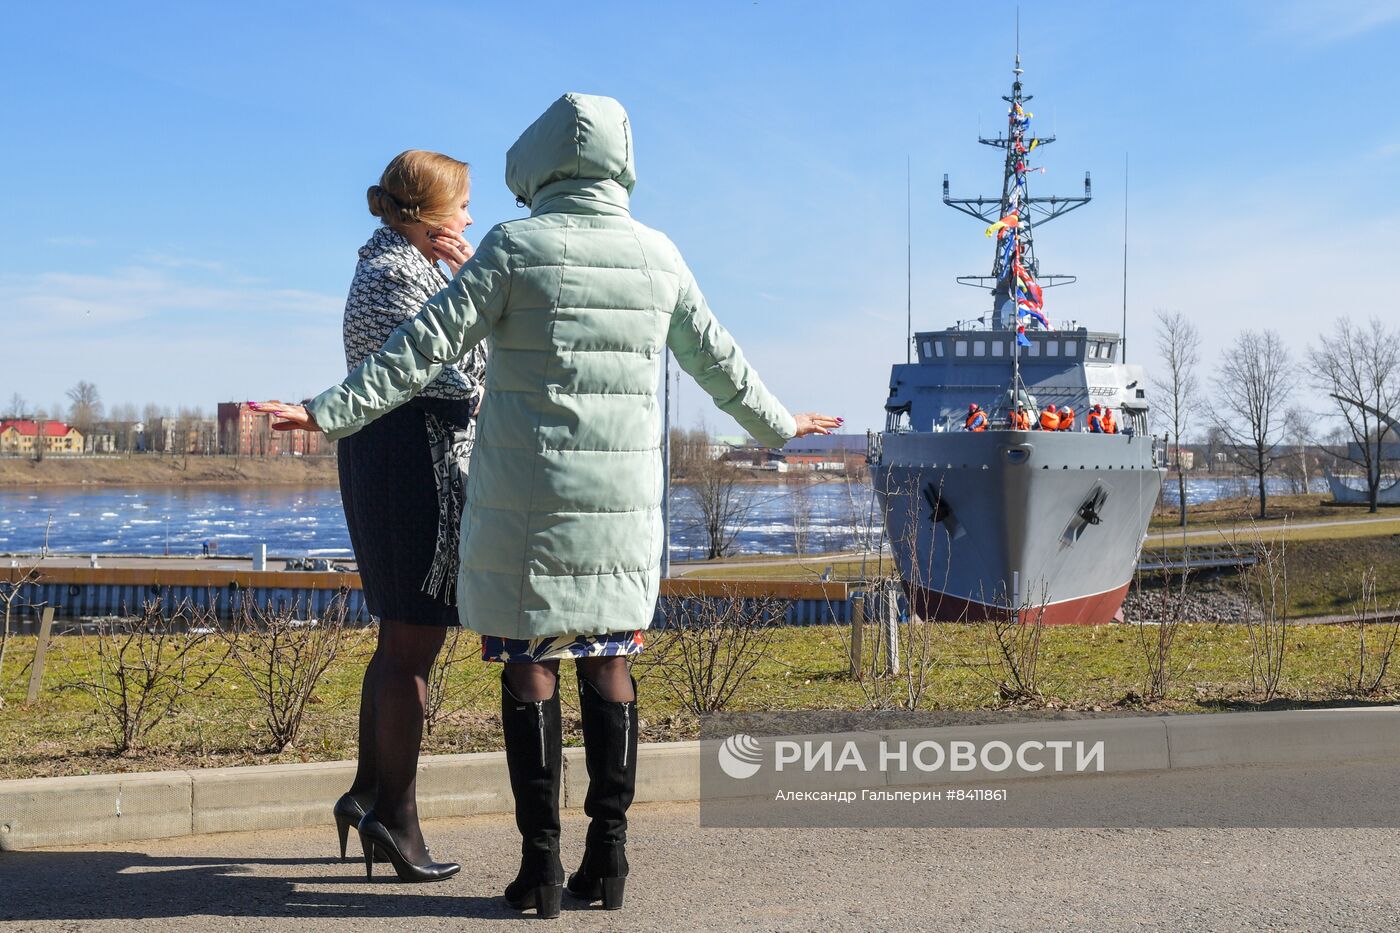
[833, 474, 952, 710]
[219, 593, 351, 752]
[425, 627, 490, 736]
[1, 568, 42, 706]
[1, 521, 50, 705]
[1135, 565, 1190, 701]
[639, 589, 785, 714]
[845, 575, 943, 711]
[64, 601, 226, 753]
[1342, 567, 1400, 696]
[1238, 528, 1289, 701]
[974, 582, 1049, 703]
[842, 467, 882, 564]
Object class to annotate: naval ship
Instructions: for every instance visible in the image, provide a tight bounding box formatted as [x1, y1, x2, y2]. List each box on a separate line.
[869, 56, 1165, 625]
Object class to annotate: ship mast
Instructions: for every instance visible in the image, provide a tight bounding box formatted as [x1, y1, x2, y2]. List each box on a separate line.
[942, 49, 1093, 410]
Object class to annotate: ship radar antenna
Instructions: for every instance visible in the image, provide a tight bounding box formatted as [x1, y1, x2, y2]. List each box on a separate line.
[942, 26, 1093, 415]
[1014, 8, 1022, 76]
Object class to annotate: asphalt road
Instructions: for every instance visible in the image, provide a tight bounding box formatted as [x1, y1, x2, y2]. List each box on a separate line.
[4, 757, 1400, 932]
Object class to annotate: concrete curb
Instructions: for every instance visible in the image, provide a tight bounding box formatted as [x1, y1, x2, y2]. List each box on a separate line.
[2, 708, 1397, 851]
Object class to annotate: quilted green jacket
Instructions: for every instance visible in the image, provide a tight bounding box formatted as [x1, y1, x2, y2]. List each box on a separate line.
[307, 93, 797, 639]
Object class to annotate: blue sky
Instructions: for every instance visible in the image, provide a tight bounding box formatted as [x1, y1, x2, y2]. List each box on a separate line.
[2, 0, 1397, 434]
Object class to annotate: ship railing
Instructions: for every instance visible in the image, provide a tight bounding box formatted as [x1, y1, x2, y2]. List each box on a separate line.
[865, 430, 882, 465]
[1137, 542, 1261, 572]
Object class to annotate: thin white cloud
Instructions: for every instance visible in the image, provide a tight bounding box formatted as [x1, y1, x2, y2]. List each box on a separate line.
[1367, 140, 1400, 160]
[137, 252, 232, 273]
[1269, 0, 1400, 43]
[0, 264, 341, 330]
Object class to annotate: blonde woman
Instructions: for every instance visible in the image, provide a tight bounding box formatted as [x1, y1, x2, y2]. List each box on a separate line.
[258, 150, 483, 883]
[258, 94, 840, 916]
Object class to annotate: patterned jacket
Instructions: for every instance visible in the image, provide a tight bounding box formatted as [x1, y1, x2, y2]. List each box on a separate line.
[342, 226, 487, 408]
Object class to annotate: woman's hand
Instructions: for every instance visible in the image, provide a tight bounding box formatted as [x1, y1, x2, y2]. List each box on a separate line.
[247, 400, 322, 433]
[793, 413, 843, 438]
[429, 229, 475, 275]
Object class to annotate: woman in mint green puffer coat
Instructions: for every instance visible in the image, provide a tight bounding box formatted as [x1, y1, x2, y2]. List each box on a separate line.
[262, 93, 839, 916]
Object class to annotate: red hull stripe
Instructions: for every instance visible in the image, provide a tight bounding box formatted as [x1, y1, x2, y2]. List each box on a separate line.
[906, 581, 1132, 626]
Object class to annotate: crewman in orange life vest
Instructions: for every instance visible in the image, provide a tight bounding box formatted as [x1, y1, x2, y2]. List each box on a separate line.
[965, 403, 988, 432]
[1102, 406, 1118, 434]
[1057, 406, 1076, 431]
[1010, 404, 1031, 431]
[1039, 404, 1059, 431]
[1087, 404, 1105, 433]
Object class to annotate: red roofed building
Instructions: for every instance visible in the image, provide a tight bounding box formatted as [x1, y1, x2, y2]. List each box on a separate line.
[0, 420, 85, 454]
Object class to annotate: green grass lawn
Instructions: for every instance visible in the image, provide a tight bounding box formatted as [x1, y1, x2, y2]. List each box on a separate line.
[4, 616, 1397, 781]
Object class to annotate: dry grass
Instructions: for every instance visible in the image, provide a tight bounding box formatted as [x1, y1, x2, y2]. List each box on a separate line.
[4, 618, 1397, 781]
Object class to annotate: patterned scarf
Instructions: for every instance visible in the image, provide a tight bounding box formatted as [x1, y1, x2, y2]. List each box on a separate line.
[421, 411, 477, 602]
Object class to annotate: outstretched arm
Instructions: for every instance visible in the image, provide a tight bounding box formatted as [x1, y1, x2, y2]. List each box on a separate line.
[292, 227, 512, 441]
[666, 262, 840, 445]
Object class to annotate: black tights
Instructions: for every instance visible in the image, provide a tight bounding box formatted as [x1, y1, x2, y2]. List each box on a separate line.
[503, 655, 635, 703]
[346, 619, 447, 864]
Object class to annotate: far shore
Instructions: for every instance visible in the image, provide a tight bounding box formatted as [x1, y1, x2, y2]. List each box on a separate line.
[0, 455, 341, 488]
[0, 455, 869, 488]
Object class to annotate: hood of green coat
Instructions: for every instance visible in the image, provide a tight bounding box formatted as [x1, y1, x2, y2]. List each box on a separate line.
[506, 93, 636, 209]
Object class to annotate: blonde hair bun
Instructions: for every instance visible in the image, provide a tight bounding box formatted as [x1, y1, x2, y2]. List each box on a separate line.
[367, 151, 469, 229]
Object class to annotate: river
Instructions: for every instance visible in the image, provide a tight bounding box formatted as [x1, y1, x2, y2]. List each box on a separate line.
[0, 474, 1335, 561]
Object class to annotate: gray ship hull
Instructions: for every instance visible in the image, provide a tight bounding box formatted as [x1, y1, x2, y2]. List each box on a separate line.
[1324, 467, 1400, 505]
[872, 430, 1164, 625]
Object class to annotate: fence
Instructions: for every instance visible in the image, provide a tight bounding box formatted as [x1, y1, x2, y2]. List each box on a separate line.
[1, 567, 855, 633]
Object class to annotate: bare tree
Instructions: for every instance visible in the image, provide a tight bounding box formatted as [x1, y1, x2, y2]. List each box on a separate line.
[66, 381, 103, 433]
[3, 393, 28, 419]
[668, 426, 711, 480]
[31, 406, 49, 461]
[1279, 407, 1313, 495]
[1204, 424, 1229, 475]
[689, 457, 758, 560]
[141, 403, 166, 453]
[787, 472, 815, 557]
[1305, 317, 1400, 513]
[1152, 309, 1201, 527]
[1214, 330, 1292, 519]
[109, 402, 139, 452]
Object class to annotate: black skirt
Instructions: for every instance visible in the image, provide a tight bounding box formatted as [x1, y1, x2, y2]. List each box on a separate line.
[337, 396, 475, 625]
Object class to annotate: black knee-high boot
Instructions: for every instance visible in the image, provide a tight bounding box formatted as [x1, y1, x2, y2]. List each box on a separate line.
[500, 672, 565, 918]
[565, 675, 638, 910]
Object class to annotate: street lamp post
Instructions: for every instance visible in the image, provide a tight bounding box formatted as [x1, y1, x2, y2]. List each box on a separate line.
[661, 350, 671, 578]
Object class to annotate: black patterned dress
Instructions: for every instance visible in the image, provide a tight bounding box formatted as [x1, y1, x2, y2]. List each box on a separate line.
[337, 227, 487, 625]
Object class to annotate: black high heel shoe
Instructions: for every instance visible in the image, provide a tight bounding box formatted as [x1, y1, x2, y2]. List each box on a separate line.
[357, 811, 461, 883]
[333, 793, 388, 863]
